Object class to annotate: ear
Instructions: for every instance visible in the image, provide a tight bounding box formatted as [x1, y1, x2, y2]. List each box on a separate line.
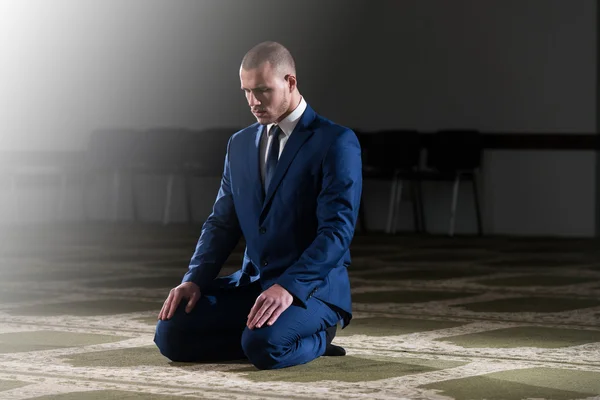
[284, 74, 297, 92]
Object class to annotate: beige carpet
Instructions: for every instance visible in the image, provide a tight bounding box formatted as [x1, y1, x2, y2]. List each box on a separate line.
[1, 223, 600, 399]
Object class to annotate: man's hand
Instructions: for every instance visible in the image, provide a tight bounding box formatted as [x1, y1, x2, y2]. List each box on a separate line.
[247, 284, 293, 329]
[158, 282, 201, 321]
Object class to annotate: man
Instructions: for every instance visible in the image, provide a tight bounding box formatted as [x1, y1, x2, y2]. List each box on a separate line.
[154, 41, 362, 370]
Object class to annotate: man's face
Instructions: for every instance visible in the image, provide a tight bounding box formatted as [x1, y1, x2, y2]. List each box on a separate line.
[240, 62, 290, 125]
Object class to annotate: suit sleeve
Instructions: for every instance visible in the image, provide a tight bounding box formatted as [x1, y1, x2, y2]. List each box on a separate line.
[182, 137, 242, 291]
[276, 129, 362, 306]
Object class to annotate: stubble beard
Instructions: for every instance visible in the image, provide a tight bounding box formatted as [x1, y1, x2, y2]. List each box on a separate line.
[255, 93, 290, 125]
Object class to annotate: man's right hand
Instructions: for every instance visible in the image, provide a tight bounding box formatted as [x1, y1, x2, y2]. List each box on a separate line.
[158, 282, 201, 321]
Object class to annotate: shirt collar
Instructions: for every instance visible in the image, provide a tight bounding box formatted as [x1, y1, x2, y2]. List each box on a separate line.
[267, 96, 307, 137]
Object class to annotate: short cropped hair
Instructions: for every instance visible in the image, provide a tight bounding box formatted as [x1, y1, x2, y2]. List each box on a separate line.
[241, 41, 296, 75]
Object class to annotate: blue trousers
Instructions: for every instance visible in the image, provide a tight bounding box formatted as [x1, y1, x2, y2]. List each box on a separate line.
[154, 282, 341, 370]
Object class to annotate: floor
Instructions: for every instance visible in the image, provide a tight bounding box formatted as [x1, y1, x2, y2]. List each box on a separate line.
[0, 223, 599, 399]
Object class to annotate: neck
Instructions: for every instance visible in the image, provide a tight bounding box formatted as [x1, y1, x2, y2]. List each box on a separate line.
[277, 92, 302, 123]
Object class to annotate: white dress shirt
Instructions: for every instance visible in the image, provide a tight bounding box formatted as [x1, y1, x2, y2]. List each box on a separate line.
[260, 96, 307, 185]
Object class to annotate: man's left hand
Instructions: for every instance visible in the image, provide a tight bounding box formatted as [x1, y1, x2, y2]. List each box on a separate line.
[247, 284, 293, 329]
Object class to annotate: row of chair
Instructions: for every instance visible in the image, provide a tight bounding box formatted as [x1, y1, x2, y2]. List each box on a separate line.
[83, 127, 235, 224]
[4, 127, 234, 225]
[4, 127, 483, 235]
[357, 129, 483, 236]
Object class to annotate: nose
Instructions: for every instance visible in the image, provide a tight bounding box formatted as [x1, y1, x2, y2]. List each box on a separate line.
[247, 91, 260, 107]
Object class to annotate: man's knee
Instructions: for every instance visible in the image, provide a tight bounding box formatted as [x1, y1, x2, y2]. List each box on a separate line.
[153, 304, 192, 362]
[154, 319, 187, 362]
[241, 327, 291, 370]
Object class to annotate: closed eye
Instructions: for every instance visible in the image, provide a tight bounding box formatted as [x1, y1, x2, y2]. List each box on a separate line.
[241, 88, 270, 93]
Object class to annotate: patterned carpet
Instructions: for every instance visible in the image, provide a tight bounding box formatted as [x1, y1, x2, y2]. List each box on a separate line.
[1, 223, 600, 399]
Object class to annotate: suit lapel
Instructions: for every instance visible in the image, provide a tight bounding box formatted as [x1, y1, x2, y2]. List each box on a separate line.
[260, 104, 317, 216]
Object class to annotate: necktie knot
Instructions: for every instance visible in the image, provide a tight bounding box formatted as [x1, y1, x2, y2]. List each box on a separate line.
[270, 125, 282, 139]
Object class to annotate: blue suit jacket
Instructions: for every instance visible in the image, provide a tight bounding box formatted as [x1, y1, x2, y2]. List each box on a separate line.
[182, 104, 362, 325]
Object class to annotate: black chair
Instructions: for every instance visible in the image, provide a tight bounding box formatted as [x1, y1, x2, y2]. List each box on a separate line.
[8, 129, 144, 223]
[129, 128, 190, 225]
[420, 129, 483, 236]
[358, 130, 424, 234]
[180, 127, 239, 222]
[81, 128, 144, 222]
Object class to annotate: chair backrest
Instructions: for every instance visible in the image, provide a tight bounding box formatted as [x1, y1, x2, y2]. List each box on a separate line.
[426, 129, 483, 171]
[360, 130, 421, 170]
[130, 128, 190, 167]
[86, 128, 144, 168]
[182, 127, 240, 176]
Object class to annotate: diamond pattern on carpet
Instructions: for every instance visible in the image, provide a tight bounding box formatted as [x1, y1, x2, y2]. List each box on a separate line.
[1, 224, 599, 399]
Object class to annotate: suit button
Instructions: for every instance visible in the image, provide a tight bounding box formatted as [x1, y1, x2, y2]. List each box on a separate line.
[263, 260, 268, 266]
[259, 227, 266, 234]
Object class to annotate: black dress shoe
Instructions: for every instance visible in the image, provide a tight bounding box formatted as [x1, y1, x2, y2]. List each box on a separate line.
[324, 343, 346, 356]
[323, 325, 346, 356]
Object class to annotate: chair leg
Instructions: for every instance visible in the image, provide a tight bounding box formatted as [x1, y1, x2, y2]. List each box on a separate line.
[449, 172, 461, 237]
[163, 174, 174, 225]
[410, 180, 420, 233]
[386, 175, 399, 234]
[472, 171, 483, 236]
[392, 179, 404, 234]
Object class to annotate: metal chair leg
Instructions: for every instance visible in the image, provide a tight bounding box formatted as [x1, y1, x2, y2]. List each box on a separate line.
[409, 180, 420, 233]
[472, 171, 483, 236]
[386, 174, 399, 234]
[449, 172, 461, 237]
[392, 179, 404, 234]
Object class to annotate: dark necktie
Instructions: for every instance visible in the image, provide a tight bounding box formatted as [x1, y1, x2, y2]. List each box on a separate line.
[265, 125, 282, 192]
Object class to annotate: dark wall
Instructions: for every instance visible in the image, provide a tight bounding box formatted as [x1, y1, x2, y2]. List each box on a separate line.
[0, 0, 594, 151]
[0, 0, 596, 237]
